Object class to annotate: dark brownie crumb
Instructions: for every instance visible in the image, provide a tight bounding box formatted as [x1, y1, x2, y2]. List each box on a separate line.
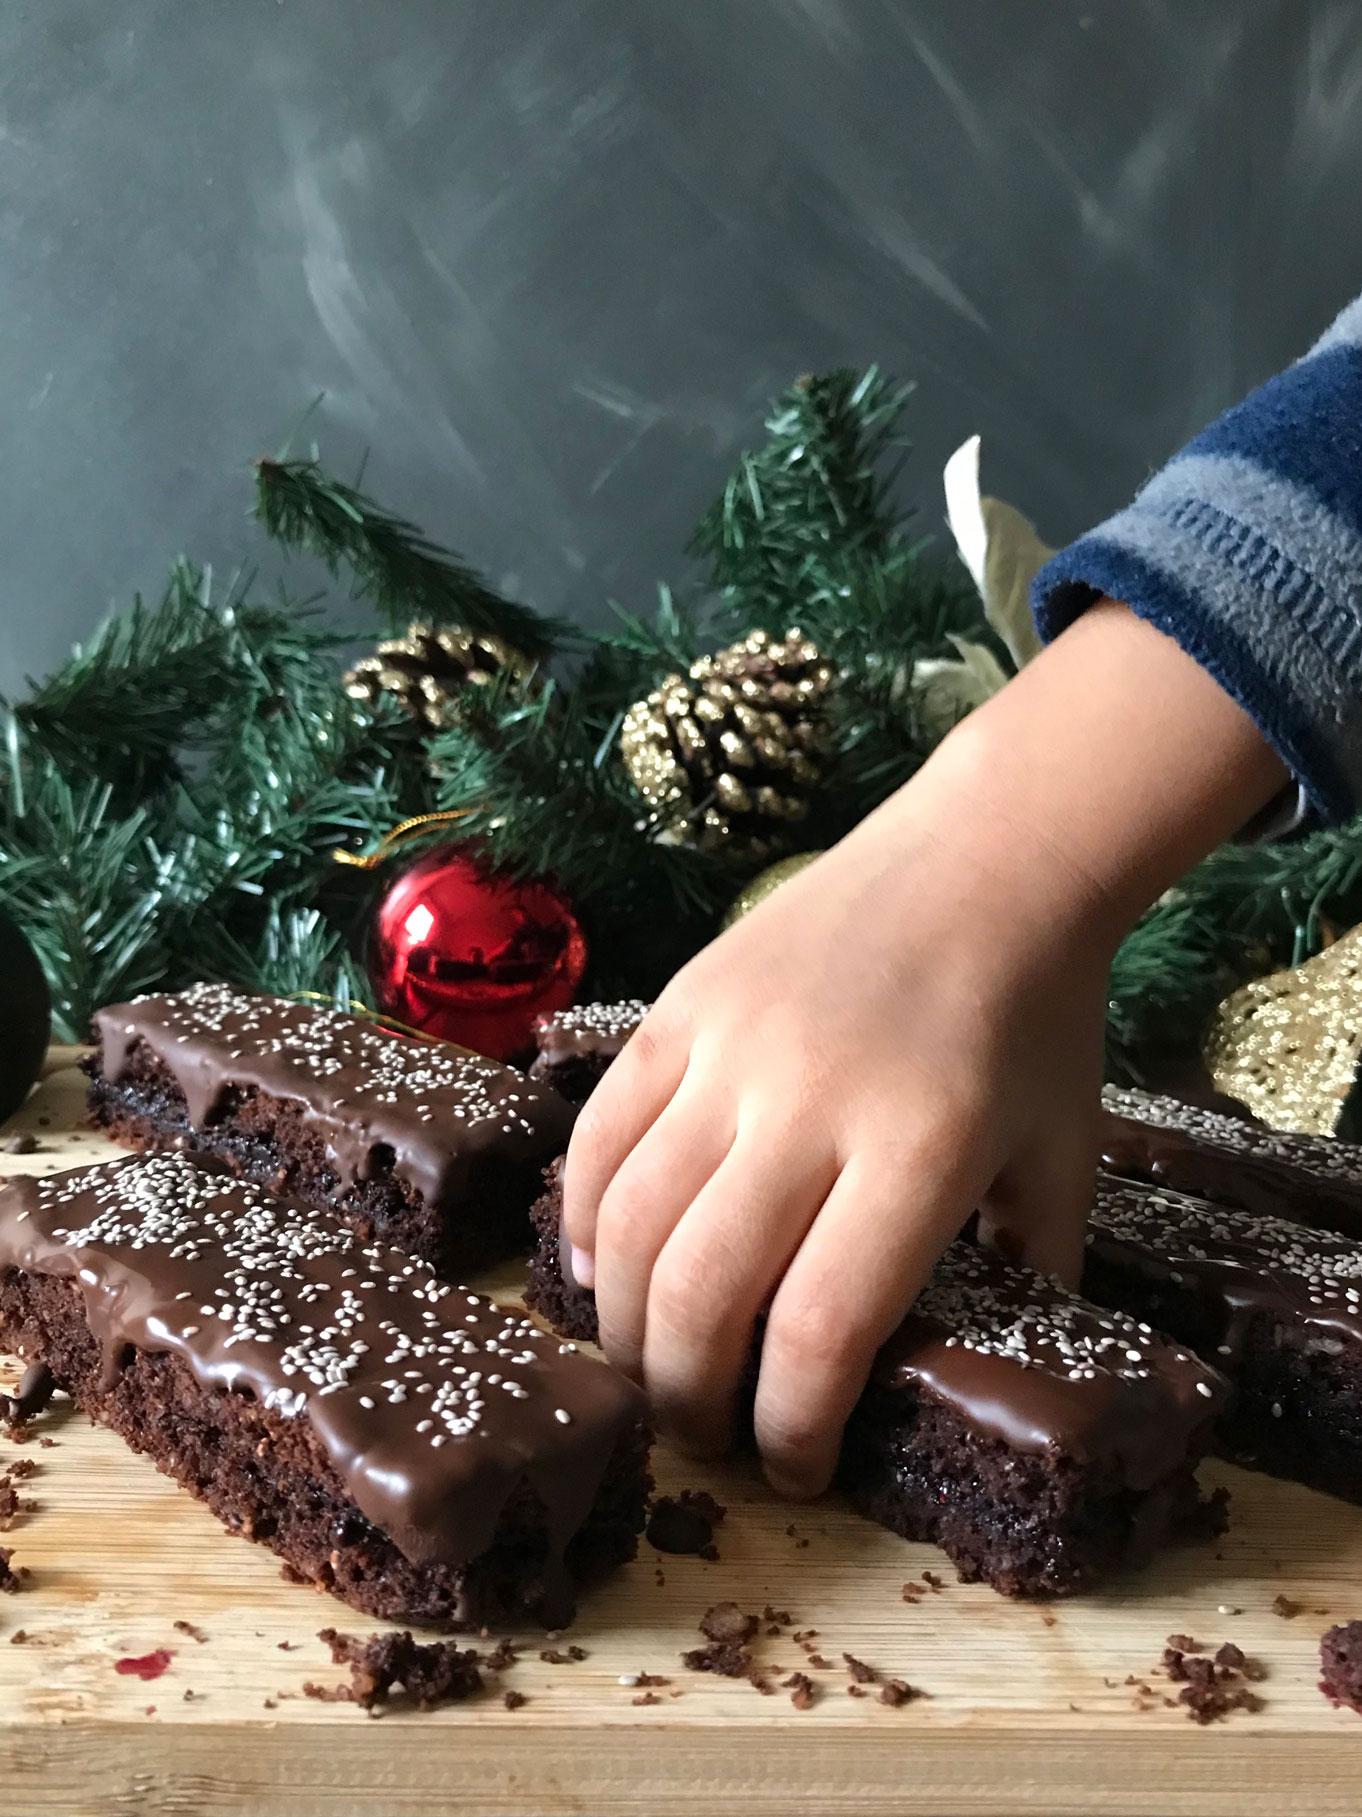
[539, 1645, 588, 1664]
[806, 1653, 832, 1669]
[699, 1602, 757, 1645]
[632, 1691, 662, 1706]
[682, 1640, 752, 1678]
[880, 1678, 921, 1707]
[645, 1489, 727, 1558]
[921, 1571, 944, 1590]
[484, 1639, 519, 1673]
[0, 1546, 25, 1592]
[1273, 1593, 1302, 1619]
[762, 1605, 791, 1626]
[0, 1482, 17, 1529]
[316, 1627, 482, 1712]
[784, 1671, 816, 1710]
[636, 1671, 670, 1687]
[277, 1641, 298, 1652]
[847, 1683, 866, 1698]
[1319, 1621, 1362, 1714]
[6, 1461, 36, 1482]
[173, 1621, 209, 1645]
[1157, 1633, 1266, 1721]
[843, 1653, 877, 1684]
[9, 1630, 26, 1645]
[503, 1689, 527, 1711]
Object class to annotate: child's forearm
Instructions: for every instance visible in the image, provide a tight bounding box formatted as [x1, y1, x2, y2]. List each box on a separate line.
[887, 597, 1289, 955]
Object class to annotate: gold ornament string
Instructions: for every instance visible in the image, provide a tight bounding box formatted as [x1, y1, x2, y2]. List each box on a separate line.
[331, 808, 477, 872]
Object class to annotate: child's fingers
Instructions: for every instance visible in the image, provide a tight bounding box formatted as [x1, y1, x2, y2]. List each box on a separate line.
[977, 1120, 1098, 1286]
[589, 1070, 736, 1380]
[753, 1132, 994, 1500]
[639, 1132, 838, 1456]
[562, 1008, 690, 1284]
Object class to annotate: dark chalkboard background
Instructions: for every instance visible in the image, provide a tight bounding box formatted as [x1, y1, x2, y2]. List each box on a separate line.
[2, 0, 1359, 695]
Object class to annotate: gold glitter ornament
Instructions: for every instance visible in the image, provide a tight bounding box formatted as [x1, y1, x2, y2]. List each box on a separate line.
[343, 622, 533, 729]
[619, 628, 834, 859]
[722, 851, 823, 927]
[1203, 923, 1362, 1135]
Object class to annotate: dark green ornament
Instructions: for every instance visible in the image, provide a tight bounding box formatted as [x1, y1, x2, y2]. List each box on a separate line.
[0, 907, 50, 1123]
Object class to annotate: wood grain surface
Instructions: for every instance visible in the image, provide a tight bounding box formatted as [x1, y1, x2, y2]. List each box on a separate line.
[2, 1049, 1361, 1815]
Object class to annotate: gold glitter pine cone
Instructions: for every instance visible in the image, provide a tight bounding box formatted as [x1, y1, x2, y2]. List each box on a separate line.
[619, 628, 834, 858]
[1204, 922, 1362, 1136]
[343, 623, 533, 729]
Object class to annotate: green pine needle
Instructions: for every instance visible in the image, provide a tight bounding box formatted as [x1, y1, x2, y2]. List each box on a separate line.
[253, 454, 568, 658]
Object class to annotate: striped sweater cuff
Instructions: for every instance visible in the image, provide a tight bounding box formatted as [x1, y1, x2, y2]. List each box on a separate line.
[1032, 296, 1362, 829]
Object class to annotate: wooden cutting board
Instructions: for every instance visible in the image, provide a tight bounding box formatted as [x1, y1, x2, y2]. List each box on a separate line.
[2, 1049, 1361, 1816]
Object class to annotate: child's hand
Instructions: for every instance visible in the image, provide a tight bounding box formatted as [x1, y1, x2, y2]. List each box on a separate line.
[564, 602, 1287, 1497]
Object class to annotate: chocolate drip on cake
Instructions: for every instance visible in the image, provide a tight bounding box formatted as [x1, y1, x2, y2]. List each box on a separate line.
[0, 1153, 648, 1626]
[1100, 1083, 1362, 1238]
[85, 985, 575, 1274]
[1085, 1174, 1362, 1504]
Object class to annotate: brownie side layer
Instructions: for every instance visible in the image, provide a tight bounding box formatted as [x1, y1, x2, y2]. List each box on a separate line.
[0, 1265, 648, 1629]
[85, 1042, 541, 1278]
[839, 1381, 1212, 1598]
[1320, 1621, 1362, 1714]
[525, 1160, 601, 1344]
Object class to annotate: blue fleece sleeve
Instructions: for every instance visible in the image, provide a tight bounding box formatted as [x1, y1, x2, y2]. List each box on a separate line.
[1032, 295, 1362, 827]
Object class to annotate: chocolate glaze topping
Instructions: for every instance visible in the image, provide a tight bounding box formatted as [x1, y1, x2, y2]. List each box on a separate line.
[871, 1245, 1227, 1491]
[1089, 1172, 1362, 1363]
[531, 1000, 649, 1070]
[93, 984, 574, 1212]
[0, 1153, 644, 1580]
[1100, 1084, 1362, 1235]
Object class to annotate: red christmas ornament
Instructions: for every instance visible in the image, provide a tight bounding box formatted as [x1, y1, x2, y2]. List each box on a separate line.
[368, 846, 586, 1061]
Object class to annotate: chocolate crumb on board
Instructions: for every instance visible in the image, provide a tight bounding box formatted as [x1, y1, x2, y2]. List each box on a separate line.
[484, 1638, 519, 1672]
[699, 1602, 757, 1645]
[783, 1671, 817, 1710]
[6, 1460, 36, 1482]
[0, 1546, 26, 1592]
[682, 1639, 752, 1678]
[880, 1678, 921, 1707]
[645, 1489, 726, 1558]
[1319, 1620, 1362, 1714]
[806, 1653, 833, 1669]
[503, 1689, 527, 1711]
[843, 1653, 877, 1684]
[1157, 1634, 1266, 1722]
[8, 1631, 26, 1645]
[1273, 1593, 1302, 1619]
[762, 1605, 791, 1626]
[313, 1628, 482, 1712]
[539, 1645, 587, 1664]
[847, 1683, 866, 1698]
[632, 1691, 662, 1706]
[0, 1481, 17, 1529]
[173, 1621, 209, 1645]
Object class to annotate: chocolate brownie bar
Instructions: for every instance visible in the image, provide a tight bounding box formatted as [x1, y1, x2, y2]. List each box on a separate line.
[1084, 1173, 1362, 1503]
[1319, 1620, 1362, 1714]
[0, 1152, 649, 1628]
[528, 1001, 649, 1105]
[526, 1164, 1227, 1596]
[1100, 1083, 1362, 1238]
[84, 984, 574, 1276]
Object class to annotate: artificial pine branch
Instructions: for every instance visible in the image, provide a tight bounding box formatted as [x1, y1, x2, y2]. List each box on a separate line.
[253, 453, 567, 658]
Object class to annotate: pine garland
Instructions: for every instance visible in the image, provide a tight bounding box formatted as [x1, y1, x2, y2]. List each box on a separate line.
[4, 370, 1361, 1072]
